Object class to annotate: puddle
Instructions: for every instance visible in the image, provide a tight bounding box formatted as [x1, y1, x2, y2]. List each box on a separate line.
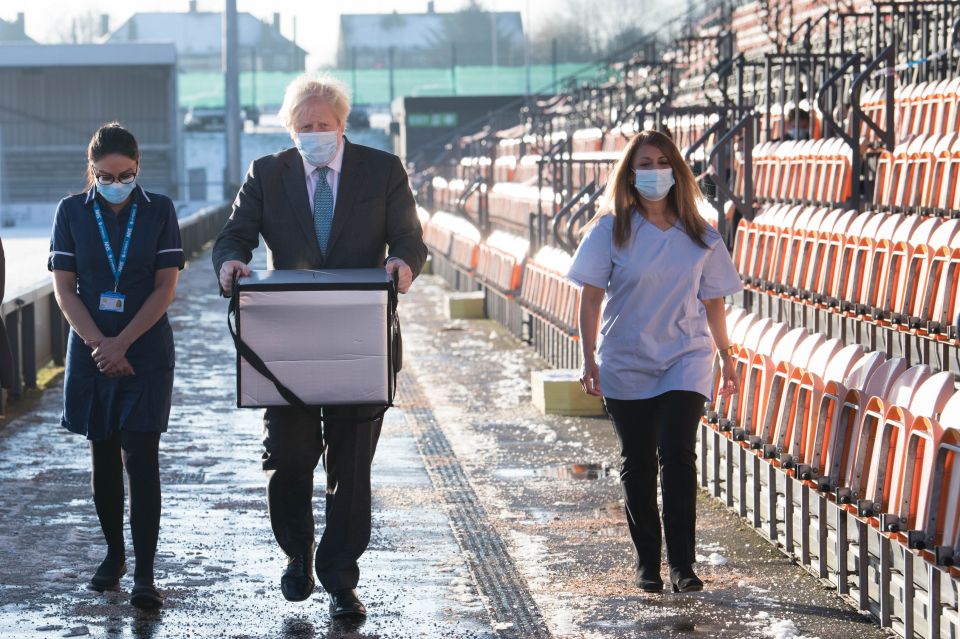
[495, 462, 617, 481]
[592, 501, 624, 519]
[541, 462, 616, 480]
[593, 525, 628, 537]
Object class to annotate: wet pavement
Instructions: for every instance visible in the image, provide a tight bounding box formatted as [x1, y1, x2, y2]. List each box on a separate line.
[0, 248, 894, 639]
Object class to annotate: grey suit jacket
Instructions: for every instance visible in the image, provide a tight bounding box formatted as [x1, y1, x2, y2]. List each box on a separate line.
[212, 139, 427, 279]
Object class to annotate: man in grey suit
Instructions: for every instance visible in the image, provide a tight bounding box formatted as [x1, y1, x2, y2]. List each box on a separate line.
[212, 74, 427, 621]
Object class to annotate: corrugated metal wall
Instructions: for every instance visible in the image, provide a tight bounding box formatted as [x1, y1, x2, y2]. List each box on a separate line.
[0, 64, 178, 203]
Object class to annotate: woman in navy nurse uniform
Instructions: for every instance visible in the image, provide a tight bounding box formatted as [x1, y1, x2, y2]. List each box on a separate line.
[49, 123, 183, 609]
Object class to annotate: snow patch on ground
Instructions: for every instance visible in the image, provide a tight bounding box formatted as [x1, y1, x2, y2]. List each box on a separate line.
[504, 529, 552, 590]
[747, 611, 821, 639]
[696, 552, 726, 565]
[696, 541, 728, 565]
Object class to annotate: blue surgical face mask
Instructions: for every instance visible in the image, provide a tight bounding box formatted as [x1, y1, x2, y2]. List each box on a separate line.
[97, 180, 137, 205]
[295, 130, 339, 167]
[633, 168, 675, 201]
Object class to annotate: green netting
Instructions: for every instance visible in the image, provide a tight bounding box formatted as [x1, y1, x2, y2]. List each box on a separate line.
[178, 63, 604, 108]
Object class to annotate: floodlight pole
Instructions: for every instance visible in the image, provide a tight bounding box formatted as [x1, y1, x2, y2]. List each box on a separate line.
[223, 0, 242, 199]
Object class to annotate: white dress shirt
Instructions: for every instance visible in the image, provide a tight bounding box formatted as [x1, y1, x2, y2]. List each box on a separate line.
[302, 141, 344, 208]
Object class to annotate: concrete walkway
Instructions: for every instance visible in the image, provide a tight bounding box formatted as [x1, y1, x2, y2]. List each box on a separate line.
[0, 249, 893, 639]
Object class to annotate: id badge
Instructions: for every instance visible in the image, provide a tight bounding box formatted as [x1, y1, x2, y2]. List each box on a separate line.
[99, 291, 126, 313]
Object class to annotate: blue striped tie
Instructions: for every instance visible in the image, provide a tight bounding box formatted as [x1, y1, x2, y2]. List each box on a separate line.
[313, 167, 334, 255]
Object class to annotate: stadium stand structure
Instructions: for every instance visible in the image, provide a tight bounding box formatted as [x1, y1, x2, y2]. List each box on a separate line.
[412, 2, 960, 637]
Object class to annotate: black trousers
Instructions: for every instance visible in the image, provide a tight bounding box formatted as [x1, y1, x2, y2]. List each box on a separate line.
[604, 390, 706, 576]
[89, 430, 161, 582]
[261, 405, 383, 593]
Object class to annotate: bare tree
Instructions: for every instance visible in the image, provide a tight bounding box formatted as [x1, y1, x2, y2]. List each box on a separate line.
[49, 11, 103, 44]
[528, 0, 664, 63]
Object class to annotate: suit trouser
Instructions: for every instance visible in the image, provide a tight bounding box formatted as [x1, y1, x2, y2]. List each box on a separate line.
[261, 405, 383, 593]
[603, 390, 705, 578]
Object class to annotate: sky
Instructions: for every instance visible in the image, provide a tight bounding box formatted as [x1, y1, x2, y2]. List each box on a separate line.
[1, 0, 563, 68]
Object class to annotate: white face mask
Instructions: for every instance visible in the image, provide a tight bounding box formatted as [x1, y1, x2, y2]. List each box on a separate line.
[295, 130, 339, 167]
[633, 168, 675, 201]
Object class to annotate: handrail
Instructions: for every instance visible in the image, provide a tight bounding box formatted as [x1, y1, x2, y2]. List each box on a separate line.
[565, 187, 606, 250]
[850, 44, 895, 152]
[535, 138, 569, 248]
[551, 181, 596, 251]
[456, 177, 485, 228]
[707, 112, 755, 237]
[705, 52, 744, 111]
[815, 53, 860, 149]
[684, 118, 726, 165]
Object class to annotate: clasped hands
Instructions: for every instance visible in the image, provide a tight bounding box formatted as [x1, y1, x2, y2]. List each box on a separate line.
[85, 336, 135, 378]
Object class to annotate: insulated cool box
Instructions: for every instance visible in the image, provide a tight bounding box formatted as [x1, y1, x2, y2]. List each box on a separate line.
[232, 269, 401, 409]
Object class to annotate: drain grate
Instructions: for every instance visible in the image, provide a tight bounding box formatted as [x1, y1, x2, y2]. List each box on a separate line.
[31, 469, 88, 485]
[398, 373, 552, 639]
[163, 470, 206, 485]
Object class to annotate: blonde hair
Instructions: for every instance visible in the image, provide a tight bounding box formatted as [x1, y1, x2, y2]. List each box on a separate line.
[587, 130, 708, 248]
[278, 73, 351, 131]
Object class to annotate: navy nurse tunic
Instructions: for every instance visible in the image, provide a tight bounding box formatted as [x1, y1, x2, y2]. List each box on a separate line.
[48, 185, 185, 440]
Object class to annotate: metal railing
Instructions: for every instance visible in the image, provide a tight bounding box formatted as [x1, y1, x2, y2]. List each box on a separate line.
[0, 201, 231, 412]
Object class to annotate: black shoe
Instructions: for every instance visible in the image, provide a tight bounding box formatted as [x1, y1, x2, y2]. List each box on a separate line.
[637, 565, 664, 593]
[669, 565, 704, 593]
[130, 582, 163, 609]
[280, 554, 315, 602]
[329, 588, 367, 620]
[89, 556, 127, 592]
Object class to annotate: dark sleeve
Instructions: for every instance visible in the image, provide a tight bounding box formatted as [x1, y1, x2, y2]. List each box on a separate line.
[383, 155, 428, 278]
[212, 159, 263, 278]
[48, 200, 77, 273]
[155, 199, 186, 270]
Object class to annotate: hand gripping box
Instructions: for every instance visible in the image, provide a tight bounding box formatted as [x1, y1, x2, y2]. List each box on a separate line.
[231, 269, 400, 408]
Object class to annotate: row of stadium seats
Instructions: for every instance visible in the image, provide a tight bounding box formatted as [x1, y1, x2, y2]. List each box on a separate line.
[423, 211, 581, 335]
[487, 183, 557, 233]
[422, 211, 481, 274]
[747, 138, 853, 204]
[476, 231, 529, 294]
[518, 246, 580, 335]
[874, 133, 960, 211]
[735, 204, 960, 339]
[862, 79, 960, 144]
[707, 307, 960, 566]
[430, 177, 466, 213]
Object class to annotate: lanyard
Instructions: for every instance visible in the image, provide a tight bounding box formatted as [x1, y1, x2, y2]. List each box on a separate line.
[93, 201, 138, 292]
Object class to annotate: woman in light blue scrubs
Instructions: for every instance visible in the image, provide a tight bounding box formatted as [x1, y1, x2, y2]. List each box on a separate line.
[568, 130, 742, 594]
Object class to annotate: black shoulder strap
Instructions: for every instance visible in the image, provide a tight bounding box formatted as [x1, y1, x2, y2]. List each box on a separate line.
[226, 271, 399, 426]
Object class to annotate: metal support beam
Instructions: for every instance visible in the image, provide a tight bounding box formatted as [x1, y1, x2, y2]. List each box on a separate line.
[222, 0, 241, 200]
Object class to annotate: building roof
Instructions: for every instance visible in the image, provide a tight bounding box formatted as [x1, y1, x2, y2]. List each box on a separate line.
[107, 11, 306, 56]
[0, 42, 176, 68]
[0, 17, 34, 43]
[339, 11, 524, 51]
